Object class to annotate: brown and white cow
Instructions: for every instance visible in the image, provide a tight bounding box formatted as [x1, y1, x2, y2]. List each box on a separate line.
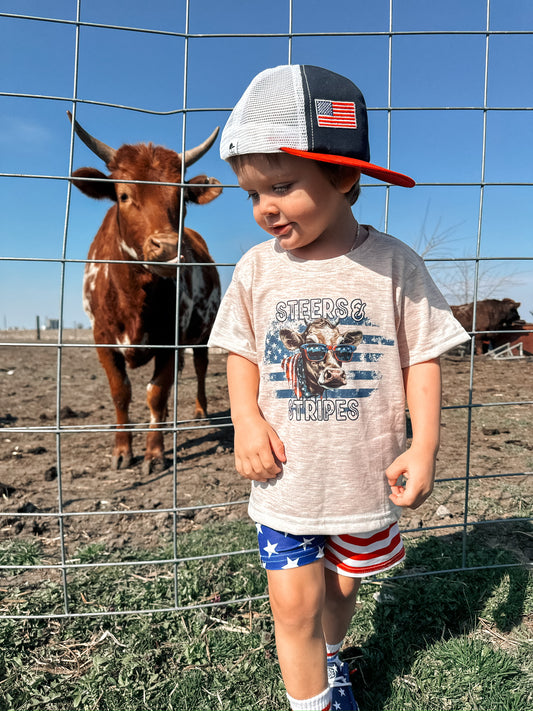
[451, 298, 522, 354]
[280, 318, 363, 397]
[68, 113, 222, 473]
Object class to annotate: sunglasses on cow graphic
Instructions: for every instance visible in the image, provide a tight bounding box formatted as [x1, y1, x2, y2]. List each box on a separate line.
[299, 342, 358, 363]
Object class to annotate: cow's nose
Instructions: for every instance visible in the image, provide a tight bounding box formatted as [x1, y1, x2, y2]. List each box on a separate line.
[149, 235, 178, 260]
[323, 367, 345, 383]
[150, 237, 163, 255]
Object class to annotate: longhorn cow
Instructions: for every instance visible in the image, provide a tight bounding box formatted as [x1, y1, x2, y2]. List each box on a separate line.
[68, 113, 222, 473]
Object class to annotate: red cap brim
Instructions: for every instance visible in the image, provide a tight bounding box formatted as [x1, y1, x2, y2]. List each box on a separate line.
[280, 147, 416, 188]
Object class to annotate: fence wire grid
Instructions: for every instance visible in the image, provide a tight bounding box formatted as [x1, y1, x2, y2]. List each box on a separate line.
[0, 0, 532, 621]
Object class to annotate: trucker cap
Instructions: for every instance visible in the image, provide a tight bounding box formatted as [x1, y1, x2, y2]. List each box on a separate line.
[220, 64, 415, 188]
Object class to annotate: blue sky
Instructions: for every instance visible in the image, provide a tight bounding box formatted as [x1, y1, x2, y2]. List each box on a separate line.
[1, 0, 532, 329]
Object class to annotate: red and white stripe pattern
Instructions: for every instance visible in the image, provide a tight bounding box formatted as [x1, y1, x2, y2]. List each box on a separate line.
[324, 522, 405, 577]
[282, 353, 304, 397]
[315, 99, 357, 129]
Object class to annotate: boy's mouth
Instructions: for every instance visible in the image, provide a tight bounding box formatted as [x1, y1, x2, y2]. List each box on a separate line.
[270, 223, 292, 237]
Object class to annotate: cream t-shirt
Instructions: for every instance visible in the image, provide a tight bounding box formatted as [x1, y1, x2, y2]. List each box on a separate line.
[208, 227, 469, 534]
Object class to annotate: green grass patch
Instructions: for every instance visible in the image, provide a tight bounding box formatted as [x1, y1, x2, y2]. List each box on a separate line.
[1, 521, 532, 710]
[0, 538, 42, 571]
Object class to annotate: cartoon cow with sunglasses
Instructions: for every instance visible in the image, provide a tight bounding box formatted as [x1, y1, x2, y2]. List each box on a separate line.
[279, 318, 363, 398]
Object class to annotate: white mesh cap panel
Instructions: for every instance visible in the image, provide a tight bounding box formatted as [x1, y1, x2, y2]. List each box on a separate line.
[220, 65, 309, 160]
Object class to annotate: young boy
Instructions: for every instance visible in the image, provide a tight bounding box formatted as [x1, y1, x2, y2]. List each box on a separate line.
[208, 65, 469, 711]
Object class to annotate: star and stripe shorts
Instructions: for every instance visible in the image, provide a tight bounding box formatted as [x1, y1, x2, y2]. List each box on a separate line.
[256, 521, 405, 577]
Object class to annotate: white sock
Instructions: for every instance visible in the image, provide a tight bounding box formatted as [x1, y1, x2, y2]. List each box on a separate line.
[326, 640, 343, 663]
[287, 686, 332, 711]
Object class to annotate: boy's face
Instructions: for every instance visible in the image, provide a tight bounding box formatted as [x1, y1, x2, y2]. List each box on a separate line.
[234, 153, 360, 260]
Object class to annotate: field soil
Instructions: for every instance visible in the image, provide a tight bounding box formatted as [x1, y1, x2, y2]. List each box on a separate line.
[1, 330, 532, 566]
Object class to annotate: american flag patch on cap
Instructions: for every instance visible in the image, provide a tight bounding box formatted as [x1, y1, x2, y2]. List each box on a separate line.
[315, 99, 357, 129]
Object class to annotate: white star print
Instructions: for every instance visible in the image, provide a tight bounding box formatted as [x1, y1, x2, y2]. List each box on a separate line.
[333, 702, 342, 710]
[282, 557, 300, 569]
[255, 523, 263, 534]
[317, 544, 325, 558]
[301, 537, 315, 550]
[263, 540, 278, 557]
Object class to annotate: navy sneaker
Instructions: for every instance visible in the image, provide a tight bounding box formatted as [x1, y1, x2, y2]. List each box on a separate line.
[327, 658, 359, 711]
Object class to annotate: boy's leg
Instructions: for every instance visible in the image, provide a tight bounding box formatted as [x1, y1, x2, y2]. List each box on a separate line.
[322, 569, 361, 710]
[322, 568, 361, 645]
[322, 522, 405, 643]
[267, 561, 329, 701]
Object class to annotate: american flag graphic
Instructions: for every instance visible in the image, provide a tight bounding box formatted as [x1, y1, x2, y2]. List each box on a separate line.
[315, 99, 357, 128]
[281, 353, 303, 398]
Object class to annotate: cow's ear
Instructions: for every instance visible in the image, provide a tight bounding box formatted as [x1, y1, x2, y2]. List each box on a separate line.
[279, 328, 304, 350]
[71, 168, 117, 201]
[185, 175, 222, 204]
[343, 330, 363, 347]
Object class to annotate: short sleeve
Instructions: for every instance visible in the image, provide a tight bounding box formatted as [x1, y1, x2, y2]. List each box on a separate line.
[207, 258, 258, 363]
[397, 256, 470, 368]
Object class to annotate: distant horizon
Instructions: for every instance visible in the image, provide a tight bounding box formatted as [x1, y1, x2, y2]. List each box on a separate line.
[1, 0, 532, 328]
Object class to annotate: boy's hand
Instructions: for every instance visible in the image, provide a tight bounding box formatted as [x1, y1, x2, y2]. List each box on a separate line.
[234, 416, 286, 482]
[386, 446, 435, 509]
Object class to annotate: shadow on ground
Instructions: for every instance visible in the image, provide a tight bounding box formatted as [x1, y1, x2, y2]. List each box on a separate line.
[345, 521, 531, 710]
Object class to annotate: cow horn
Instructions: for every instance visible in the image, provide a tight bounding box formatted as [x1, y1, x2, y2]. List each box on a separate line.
[182, 127, 220, 167]
[67, 111, 117, 165]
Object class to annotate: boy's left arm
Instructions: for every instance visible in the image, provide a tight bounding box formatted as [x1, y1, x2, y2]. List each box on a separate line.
[386, 357, 442, 509]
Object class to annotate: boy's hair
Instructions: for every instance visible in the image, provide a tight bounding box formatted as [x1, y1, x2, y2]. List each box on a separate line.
[228, 154, 360, 206]
[317, 162, 360, 206]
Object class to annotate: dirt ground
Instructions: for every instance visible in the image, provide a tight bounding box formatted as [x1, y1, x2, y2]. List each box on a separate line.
[1, 329, 532, 566]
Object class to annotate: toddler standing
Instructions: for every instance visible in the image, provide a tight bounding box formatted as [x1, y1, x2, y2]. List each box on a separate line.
[208, 64, 469, 711]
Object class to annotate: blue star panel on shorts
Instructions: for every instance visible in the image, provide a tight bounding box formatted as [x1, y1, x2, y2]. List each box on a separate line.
[256, 523, 325, 570]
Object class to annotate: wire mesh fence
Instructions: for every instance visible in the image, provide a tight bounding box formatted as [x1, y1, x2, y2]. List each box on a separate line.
[0, 0, 531, 622]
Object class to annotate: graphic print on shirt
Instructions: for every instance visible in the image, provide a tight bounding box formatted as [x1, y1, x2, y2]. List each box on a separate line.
[263, 297, 394, 422]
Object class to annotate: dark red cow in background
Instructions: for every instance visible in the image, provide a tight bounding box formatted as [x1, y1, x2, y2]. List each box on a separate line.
[451, 298, 522, 354]
[68, 113, 222, 473]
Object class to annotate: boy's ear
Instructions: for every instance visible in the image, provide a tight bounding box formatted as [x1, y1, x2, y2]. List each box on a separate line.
[339, 167, 361, 195]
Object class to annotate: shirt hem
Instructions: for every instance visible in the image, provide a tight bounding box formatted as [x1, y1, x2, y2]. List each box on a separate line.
[248, 502, 402, 536]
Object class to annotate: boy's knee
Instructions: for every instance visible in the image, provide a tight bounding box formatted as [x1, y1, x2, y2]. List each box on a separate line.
[324, 569, 361, 605]
[272, 593, 323, 631]
[269, 571, 325, 630]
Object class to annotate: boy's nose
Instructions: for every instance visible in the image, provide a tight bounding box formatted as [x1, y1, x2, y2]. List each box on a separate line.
[258, 195, 279, 216]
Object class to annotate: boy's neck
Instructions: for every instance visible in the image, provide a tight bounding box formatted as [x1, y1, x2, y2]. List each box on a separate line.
[289, 220, 366, 261]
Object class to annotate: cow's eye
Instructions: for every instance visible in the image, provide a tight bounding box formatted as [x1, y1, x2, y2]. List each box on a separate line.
[119, 192, 129, 202]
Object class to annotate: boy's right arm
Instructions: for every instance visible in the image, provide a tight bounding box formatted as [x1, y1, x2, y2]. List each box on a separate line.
[227, 352, 286, 482]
